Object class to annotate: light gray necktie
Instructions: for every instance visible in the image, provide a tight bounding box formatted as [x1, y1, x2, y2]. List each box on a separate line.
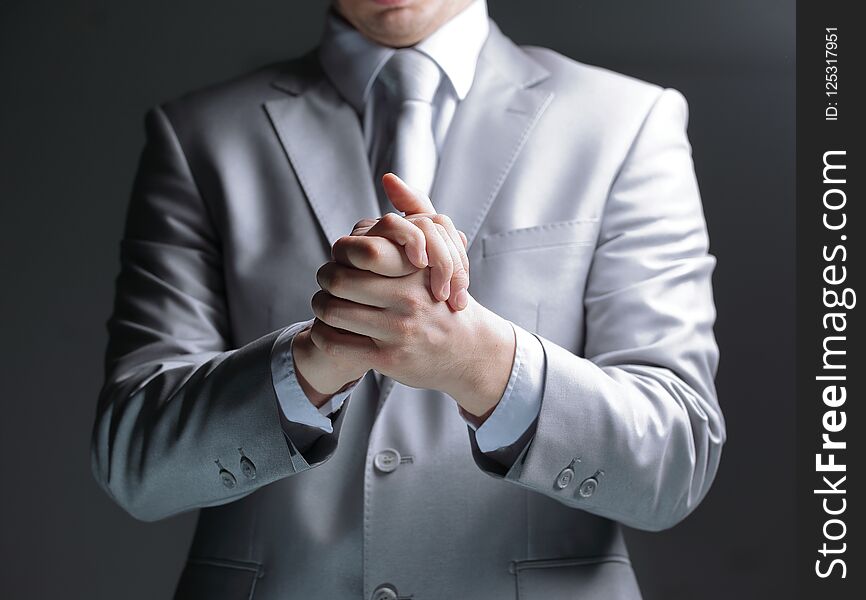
[379, 49, 442, 200]
[374, 49, 441, 389]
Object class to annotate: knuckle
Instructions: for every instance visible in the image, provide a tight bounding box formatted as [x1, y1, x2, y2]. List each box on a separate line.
[453, 275, 470, 292]
[435, 256, 454, 272]
[400, 291, 424, 313]
[332, 236, 351, 255]
[356, 240, 380, 264]
[391, 314, 416, 337]
[380, 212, 401, 226]
[420, 325, 441, 348]
[433, 213, 454, 229]
[409, 235, 426, 253]
[344, 242, 376, 270]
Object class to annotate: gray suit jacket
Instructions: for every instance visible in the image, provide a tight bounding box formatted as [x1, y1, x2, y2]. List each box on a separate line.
[92, 22, 725, 600]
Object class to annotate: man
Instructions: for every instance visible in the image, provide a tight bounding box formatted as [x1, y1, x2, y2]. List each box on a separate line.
[91, 0, 725, 598]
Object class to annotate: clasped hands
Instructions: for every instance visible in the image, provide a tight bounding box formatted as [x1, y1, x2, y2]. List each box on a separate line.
[292, 174, 515, 422]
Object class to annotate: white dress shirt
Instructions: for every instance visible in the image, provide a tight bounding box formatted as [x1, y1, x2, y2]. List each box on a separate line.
[270, 0, 545, 454]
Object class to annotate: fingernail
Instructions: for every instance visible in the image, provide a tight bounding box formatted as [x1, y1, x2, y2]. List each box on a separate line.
[455, 288, 469, 310]
[442, 281, 451, 300]
[419, 250, 429, 267]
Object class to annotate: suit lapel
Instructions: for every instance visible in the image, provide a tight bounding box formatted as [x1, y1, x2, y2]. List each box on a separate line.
[430, 24, 553, 250]
[376, 25, 554, 411]
[264, 57, 380, 248]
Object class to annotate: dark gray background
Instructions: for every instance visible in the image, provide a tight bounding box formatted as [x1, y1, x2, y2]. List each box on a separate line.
[0, 1, 794, 598]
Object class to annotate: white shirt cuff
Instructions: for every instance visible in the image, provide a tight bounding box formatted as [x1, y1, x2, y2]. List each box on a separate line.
[466, 321, 545, 453]
[270, 319, 357, 434]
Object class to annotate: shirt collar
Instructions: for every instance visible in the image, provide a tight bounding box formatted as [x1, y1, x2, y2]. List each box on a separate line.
[318, 0, 489, 113]
[415, 0, 488, 99]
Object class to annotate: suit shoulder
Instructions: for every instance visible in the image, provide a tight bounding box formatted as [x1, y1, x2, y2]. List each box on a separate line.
[519, 45, 691, 146]
[522, 45, 667, 110]
[522, 45, 663, 95]
[154, 54, 314, 134]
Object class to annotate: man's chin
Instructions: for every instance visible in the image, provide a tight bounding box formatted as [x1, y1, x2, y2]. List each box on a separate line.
[361, 13, 429, 48]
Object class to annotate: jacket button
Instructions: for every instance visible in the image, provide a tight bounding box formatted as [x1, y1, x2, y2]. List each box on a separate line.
[555, 467, 574, 489]
[220, 469, 237, 489]
[371, 584, 399, 600]
[373, 449, 401, 474]
[578, 477, 598, 498]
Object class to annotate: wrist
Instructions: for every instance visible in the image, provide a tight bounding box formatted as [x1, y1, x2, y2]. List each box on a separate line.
[447, 302, 516, 417]
[292, 327, 366, 406]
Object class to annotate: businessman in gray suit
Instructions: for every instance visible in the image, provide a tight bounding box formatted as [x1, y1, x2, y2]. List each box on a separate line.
[92, 0, 726, 598]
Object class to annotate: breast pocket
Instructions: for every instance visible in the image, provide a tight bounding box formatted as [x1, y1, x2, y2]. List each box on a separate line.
[482, 219, 599, 258]
[511, 556, 642, 599]
[478, 220, 598, 351]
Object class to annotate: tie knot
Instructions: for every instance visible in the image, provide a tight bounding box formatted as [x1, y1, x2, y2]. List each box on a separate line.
[379, 49, 442, 104]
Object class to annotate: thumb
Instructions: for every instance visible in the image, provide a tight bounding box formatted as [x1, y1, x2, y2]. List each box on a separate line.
[382, 173, 436, 216]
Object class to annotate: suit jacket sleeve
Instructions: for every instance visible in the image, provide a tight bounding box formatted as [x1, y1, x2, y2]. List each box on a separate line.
[90, 106, 345, 522]
[469, 89, 726, 532]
